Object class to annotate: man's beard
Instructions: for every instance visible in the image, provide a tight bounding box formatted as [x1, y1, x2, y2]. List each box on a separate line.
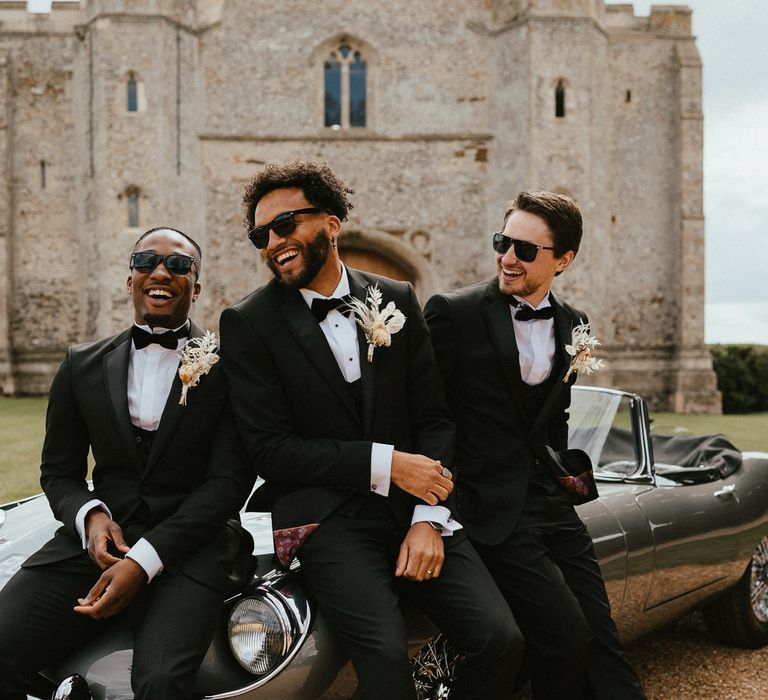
[497, 261, 537, 299]
[267, 228, 331, 290]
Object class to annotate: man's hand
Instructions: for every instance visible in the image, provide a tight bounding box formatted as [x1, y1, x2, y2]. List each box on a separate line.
[85, 510, 130, 570]
[74, 557, 147, 620]
[390, 451, 453, 505]
[394, 522, 445, 582]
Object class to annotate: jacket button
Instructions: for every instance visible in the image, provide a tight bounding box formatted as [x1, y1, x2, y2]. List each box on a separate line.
[534, 459, 541, 465]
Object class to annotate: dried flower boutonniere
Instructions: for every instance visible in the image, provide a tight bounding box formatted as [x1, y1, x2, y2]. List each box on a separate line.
[346, 284, 406, 363]
[177, 330, 220, 405]
[563, 322, 605, 382]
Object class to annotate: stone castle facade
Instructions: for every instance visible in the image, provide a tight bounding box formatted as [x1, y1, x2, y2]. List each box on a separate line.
[0, 0, 721, 412]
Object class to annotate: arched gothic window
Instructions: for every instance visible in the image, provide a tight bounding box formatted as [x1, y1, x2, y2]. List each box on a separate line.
[324, 44, 367, 128]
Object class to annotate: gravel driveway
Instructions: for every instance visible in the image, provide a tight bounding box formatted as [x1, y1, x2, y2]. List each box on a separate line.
[626, 611, 767, 699]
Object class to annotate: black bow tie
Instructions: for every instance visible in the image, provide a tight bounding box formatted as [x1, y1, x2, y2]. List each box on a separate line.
[132, 325, 187, 350]
[514, 305, 554, 322]
[310, 295, 352, 322]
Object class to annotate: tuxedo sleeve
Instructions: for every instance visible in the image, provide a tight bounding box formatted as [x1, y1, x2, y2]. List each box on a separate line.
[423, 293, 458, 391]
[403, 285, 455, 469]
[219, 306, 373, 492]
[40, 349, 98, 537]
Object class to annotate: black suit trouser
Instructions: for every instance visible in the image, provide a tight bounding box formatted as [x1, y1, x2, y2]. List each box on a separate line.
[0, 552, 222, 700]
[297, 497, 524, 700]
[474, 484, 646, 700]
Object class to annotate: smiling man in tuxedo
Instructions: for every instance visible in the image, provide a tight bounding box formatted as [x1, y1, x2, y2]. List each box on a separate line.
[425, 191, 646, 700]
[0, 228, 254, 700]
[220, 160, 522, 700]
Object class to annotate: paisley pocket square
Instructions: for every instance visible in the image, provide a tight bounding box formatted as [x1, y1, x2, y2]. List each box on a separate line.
[273, 523, 319, 568]
[542, 446, 599, 505]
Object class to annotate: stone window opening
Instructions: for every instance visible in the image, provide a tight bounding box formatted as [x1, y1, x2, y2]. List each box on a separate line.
[324, 43, 367, 129]
[555, 80, 566, 118]
[125, 187, 140, 228]
[40, 160, 46, 190]
[625, 89, 632, 103]
[127, 74, 138, 112]
[125, 72, 146, 113]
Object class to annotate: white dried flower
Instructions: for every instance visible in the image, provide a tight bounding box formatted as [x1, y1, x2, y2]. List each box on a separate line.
[177, 330, 220, 405]
[563, 322, 605, 382]
[345, 284, 407, 363]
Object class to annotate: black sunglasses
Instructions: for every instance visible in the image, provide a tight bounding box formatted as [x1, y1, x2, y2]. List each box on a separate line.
[491, 232, 556, 263]
[130, 251, 196, 276]
[248, 207, 326, 249]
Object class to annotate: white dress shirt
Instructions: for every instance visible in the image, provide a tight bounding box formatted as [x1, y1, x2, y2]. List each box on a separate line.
[75, 321, 188, 582]
[300, 267, 460, 535]
[511, 294, 556, 385]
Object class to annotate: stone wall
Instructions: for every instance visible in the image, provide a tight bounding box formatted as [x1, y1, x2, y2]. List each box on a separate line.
[0, 0, 721, 411]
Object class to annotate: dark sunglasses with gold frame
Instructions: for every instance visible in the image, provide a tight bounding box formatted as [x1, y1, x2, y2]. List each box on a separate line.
[491, 232, 556, 263]
[248, 208, 328, 250]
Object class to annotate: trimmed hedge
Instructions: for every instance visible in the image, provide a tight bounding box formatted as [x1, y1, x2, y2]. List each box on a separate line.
[710, 344, 768, 414]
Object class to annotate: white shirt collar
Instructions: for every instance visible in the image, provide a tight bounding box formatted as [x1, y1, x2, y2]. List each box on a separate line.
[133, 320, 190, 335]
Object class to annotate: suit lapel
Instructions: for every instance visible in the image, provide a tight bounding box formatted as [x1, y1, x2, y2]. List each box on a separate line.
[280, 285, 360, 425]
[347, 268, 376, 438]
[143, 321, 195, 473]
[481, 280, 530, 426]
[104, 329, 143, 470]
[529, 294, 573, 435]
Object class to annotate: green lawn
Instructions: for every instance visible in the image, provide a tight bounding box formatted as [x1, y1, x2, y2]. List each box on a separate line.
[0, 397, 47, 504]
[649, 411, 768, 453]
[1, 397, 767, 504]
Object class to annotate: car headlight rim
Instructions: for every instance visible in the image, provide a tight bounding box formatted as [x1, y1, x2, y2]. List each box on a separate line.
[228, 592, 294, 675]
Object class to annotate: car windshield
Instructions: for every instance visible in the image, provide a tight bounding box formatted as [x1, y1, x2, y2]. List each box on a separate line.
[568, 389, 641, 477]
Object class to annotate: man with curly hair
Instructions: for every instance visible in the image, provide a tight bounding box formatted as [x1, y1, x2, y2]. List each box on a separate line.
[220, 160, 523, 699]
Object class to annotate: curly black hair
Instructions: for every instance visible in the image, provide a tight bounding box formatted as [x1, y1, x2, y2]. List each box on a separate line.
[242, 160, 355, 230]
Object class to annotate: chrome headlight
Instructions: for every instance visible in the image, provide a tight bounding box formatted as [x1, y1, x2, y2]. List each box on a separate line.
[228, 593, 294, 675]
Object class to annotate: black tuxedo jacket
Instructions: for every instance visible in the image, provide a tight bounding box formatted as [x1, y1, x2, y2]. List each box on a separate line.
[24, 322, 254, 592]
[425, 279, 588, 545]
[219, 268, 456, 534]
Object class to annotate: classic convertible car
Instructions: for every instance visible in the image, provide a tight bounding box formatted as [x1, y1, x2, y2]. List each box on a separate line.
[1, 386, 767, 699]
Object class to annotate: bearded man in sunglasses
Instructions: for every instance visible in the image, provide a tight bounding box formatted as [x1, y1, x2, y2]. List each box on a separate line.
[0, 228, 254, 700]
[424, 192, 646, 700]
[220, 160, 522, 699]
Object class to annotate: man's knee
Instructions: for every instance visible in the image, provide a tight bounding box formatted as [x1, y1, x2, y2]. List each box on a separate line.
[459, 608, 525, 664]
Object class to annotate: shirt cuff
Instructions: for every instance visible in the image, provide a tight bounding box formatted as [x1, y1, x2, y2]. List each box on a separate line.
[370, 443, 393, 497]
[411, 505, 463, 537]
[75, 499, 112, 549]
[126, 538, 164, 582]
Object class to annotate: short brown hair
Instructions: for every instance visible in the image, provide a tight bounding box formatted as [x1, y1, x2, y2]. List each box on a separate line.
[504, 191, 582, 258]
[242, 159, 354, 230]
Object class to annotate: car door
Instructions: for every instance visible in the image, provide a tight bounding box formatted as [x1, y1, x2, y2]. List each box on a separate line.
[635, 468, 745, 610]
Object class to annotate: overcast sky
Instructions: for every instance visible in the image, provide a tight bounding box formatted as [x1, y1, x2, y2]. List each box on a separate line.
[608, 1, 767, 344]
[26, 1, 767, 344]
